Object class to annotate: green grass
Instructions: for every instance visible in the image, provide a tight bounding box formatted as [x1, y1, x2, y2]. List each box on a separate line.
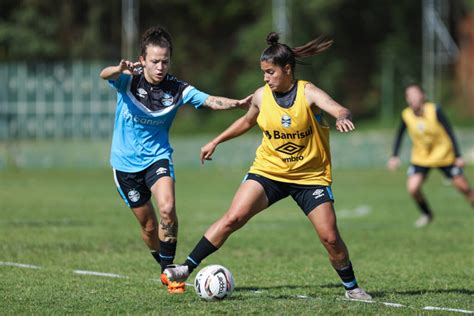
[0, 166, 473, 314]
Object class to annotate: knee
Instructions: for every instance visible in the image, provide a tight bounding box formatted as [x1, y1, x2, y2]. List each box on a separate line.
[320, 233, 339, 249]
[142, 220, 158, 237]
[158, 199, 176, 222]
[220, 213, 245, 233]
[407, 184, 420, 197]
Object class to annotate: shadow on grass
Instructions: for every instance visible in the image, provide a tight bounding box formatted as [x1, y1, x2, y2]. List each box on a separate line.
[236, 283, 474, 299]
[369, 288, 474, 297]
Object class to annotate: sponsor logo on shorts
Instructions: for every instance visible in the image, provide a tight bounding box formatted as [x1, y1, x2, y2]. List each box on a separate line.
[156, 167, 168, 176]
[312, 189, 325, 199]
[128, 189, 140, 203]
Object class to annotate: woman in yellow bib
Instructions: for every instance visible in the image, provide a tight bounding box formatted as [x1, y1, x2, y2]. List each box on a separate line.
[388, 84, 474, 227]
[164, 32, 371, 300]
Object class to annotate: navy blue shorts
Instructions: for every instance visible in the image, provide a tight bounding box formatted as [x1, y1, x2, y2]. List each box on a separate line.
[407, 164, 463, 179]
[244, 173, 334, 215]
[113, 159, 174, 208]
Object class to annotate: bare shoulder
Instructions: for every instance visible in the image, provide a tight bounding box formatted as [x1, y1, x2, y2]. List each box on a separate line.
[303, 82, 322, 107]
[252, 86, 265, 108]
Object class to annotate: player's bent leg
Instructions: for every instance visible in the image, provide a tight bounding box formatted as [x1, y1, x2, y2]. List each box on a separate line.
[451, 175, 474, 206]
[205, 179, 268, 247]
[131, 201, 159, 250]
[150, 176, 178, 242]
[150, 176, 182, 292]
[307, 202, 349, 268]
[407, 174, 433, 227]
[164, 179, 269, 284]
[307, 202, 371, 300]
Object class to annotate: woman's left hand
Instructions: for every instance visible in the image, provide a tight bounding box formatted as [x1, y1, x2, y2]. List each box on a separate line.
[454, 157, 465, 168]
[336, 118, 355, 132]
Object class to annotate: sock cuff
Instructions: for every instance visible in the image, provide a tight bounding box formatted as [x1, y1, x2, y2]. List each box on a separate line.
[159, 240, 177, 256]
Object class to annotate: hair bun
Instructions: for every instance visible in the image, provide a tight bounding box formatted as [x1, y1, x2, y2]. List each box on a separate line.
[266, 32, 279, 45]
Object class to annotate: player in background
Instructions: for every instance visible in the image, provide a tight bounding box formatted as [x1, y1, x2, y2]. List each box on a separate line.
[388, 84, 474, 227]
[164, 32, 372, 300]
[100, 26, 251, 293]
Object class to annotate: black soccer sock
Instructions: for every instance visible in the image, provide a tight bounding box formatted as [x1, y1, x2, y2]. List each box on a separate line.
[416, 199, 433, 216]
[184, 236, 218, 273]
[159, 240, 177, 272]
[335, 262, 359, 290]
[151, 250, 161, 265]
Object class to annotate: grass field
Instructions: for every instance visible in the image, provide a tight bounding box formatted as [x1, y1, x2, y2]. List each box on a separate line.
[1, 165, 473, 314]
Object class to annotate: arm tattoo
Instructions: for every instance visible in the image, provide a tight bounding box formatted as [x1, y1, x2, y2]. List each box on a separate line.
[160, 219, 178, 242]
[205, 96, 235, 110]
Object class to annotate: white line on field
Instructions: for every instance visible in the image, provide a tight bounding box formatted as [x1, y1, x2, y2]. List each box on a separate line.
[73, 270, 127, 278]
[337, 205, 371, 219]
[0, 261, 41, 269]
[423, 306, 474, 314]
[2, 261, 474, 314]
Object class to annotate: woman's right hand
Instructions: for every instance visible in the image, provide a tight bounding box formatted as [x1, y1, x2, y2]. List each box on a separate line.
[118, 59, 142, 75]
[200, 141, 218, 164]
[387, 156, 400, 171]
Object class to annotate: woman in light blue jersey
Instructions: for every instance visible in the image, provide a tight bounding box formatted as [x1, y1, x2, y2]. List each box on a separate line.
[100, 26, 251, 293]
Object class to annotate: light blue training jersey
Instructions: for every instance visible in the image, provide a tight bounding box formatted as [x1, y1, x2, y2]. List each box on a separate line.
[108, 73, 209, 172]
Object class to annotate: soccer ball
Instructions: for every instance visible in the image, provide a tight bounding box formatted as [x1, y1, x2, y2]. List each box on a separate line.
[194, 265, 235, 301]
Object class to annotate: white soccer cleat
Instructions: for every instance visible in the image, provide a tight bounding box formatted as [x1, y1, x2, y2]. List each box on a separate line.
[345, 287, 372, 300]
[163, 264, 190, 282]
[415, 214, 433, 228]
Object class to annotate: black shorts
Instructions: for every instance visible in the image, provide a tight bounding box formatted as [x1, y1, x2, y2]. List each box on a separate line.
[245, 173, 334, 215]
[113, 159, 174, 208]
[407, 164, 463, 179]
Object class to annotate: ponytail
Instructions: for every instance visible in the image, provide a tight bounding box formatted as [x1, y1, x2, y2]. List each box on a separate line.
[260, 32, 332, 70]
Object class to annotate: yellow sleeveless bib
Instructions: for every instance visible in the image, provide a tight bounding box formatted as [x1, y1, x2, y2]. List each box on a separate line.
[402, 102, 455, 167]
[249, 80, 331, 185]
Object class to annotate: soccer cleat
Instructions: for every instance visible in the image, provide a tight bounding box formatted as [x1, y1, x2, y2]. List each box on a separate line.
[345, 287, 372, 300]
[415, 214, 433, 228]
[167, 281, 186, 294]
[160, 273, 169, 285]
[163, 264, 190, 282]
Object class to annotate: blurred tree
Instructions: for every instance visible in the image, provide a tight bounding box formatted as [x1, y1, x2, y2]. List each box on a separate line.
[0, 0, 469, 126]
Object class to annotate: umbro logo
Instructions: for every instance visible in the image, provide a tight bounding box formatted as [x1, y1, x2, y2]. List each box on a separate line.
[312, 189, 325, 199]
[156, 167, 168, 176]
[275, 142, 305, 155]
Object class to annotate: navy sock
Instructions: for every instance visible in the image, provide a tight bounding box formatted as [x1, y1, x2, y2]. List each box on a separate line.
[335, 262, 358, 290]
[184, 236, 218, 273]
[416, 199, 433, 216]
[159, 240, 177, 272]
[151, 250, 161, 266]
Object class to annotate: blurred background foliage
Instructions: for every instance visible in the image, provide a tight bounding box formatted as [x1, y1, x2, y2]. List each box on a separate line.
[0, 0, 472, 133]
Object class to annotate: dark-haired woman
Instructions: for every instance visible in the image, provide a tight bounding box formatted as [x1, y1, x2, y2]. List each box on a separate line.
[100, 26, 251, 293]
[164, 32, 371, 300]
[388, 84, 474, 227]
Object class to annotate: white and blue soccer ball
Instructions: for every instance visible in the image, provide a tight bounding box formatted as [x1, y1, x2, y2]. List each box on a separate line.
[194, 265, 235, 301]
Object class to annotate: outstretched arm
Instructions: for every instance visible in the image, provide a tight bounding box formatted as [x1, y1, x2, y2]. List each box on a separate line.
[200, 89, 262, 164]
[99, 59, 141, 80]
[304, 83, 355, 132]
[202, 95, 253, 110]
[388, 119, 406, 171]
